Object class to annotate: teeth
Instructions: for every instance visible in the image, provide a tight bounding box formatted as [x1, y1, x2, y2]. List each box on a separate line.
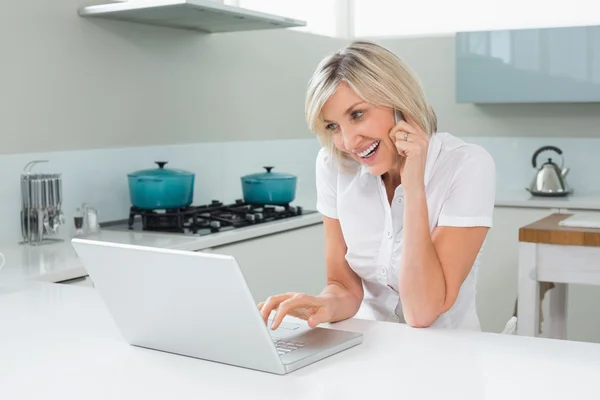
[358, 141, 380, 158]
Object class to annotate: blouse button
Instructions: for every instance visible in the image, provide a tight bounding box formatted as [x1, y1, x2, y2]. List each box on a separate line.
[386, 231, 393, 239]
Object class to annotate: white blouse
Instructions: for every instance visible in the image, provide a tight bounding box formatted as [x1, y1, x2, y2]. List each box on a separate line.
[315, 132, 496, 330]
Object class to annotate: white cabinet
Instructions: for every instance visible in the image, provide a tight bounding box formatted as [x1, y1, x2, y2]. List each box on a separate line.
[478, 206, 600, 343]
[456, 25, 600, 103]
[202, 223, 326, 304]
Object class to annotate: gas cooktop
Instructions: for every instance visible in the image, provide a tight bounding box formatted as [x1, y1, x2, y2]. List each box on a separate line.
[101, 199, 316, 236]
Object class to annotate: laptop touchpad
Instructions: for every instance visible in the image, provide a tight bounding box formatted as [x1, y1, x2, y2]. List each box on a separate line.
[269, 320, 301, 330]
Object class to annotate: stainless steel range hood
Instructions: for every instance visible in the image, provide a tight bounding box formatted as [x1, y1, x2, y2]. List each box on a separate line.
[78, 0, 307, 33]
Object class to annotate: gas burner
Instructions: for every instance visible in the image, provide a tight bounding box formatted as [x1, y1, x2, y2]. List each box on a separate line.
[125, 199, 306, 235]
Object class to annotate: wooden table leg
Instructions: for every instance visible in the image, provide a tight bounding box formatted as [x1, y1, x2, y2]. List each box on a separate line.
[548, 282, 568, 339]
[517, 242, 540, 336]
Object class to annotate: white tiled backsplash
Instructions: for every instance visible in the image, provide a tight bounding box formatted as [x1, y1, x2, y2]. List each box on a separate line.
[1, 134, 599, 244]
[467, 136, 600, 195]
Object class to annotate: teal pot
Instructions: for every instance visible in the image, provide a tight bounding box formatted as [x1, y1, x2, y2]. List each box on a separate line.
[127, 162, 195, 210]
[241, 166, 297, 205]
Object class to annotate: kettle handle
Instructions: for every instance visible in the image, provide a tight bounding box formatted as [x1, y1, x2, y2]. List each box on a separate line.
[532, 146, 563, 168]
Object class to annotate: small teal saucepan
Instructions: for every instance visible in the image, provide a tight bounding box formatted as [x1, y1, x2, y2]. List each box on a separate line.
[241, 166, 297, 205]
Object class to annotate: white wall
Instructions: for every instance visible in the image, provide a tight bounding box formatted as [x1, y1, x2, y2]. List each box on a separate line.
[1, 0, 345, 155]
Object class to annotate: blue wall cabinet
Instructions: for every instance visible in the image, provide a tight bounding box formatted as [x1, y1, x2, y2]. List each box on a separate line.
[456, 25, 600, 103]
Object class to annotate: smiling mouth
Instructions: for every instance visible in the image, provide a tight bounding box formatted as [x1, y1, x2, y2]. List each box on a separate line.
[357, 141, 380, 158]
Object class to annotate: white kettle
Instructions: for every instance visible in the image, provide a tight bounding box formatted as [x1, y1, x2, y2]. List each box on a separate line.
[527, 146, 572, 197]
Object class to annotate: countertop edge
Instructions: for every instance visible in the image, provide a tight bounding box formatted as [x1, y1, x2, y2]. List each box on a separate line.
[59, 213, 323, 280]
[495, 192, 600, 210]
[168, 212, 323, 251]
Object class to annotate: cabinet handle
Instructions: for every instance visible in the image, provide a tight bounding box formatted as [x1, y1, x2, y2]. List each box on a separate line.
[57, 275, 89, 284]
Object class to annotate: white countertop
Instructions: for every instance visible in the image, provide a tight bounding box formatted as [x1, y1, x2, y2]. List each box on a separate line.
[1, 283, 599, 399]
[0, 212, 322, 289]
[495, 190, 600, 210]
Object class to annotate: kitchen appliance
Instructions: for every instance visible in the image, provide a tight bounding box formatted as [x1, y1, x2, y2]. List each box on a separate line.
[241, 166, 297, 205]
[20, 160, 65, 245]
[527, 146, 572, 197]
[127, 161, 195, 210]
[101, 199, 314, 237]
[78, 0, 306, 34]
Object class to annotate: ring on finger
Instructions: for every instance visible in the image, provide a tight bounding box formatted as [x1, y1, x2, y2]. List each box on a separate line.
[403, 132, 409, 141]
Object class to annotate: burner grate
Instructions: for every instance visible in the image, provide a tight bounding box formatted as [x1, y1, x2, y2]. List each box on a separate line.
[127, 199, 303, 234]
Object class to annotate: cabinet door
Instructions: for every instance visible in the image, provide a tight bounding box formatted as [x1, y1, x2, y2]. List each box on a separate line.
[476, 207, 554, 334]
[206, 224, 326, 304]
[456, 25, 600, 103]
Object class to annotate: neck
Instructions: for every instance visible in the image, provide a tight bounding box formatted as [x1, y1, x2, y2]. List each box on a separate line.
[382, 159, 403, 191]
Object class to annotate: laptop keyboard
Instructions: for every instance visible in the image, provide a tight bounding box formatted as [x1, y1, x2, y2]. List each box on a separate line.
[273, 339, 306, 355]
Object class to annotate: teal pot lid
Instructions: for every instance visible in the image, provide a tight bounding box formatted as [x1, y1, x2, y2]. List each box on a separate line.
[243, 166, 296, 180]
[128, 161, 194, 177]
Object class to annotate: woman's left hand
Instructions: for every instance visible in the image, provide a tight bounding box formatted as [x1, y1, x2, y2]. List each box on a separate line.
[389, 115, 430, 191]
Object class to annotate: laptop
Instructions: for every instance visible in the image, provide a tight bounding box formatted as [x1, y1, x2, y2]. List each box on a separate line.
[71, 238, 363, 375]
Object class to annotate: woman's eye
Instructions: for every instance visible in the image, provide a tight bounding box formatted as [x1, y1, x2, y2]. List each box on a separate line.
[351, 111, 363, 120]
[326, 123, 338, 131]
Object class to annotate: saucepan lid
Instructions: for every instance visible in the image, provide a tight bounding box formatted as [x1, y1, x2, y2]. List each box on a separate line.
[128, 161, 194, 178]
[242, 166, 296, 181]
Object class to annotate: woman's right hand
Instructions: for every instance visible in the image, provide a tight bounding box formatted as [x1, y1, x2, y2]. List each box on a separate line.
[257, 292, 335, 330]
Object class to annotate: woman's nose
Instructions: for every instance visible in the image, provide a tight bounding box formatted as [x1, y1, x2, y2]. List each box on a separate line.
[342, 129, 363, 152]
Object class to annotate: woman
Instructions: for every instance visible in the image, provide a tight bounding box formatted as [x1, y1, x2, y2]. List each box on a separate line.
[259, 40, 496, 331]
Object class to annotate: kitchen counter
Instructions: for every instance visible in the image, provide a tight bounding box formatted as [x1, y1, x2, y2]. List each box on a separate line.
[0, 212, 322, 290]
[1, 282, 599, 399]
[495, 190, 600, 210]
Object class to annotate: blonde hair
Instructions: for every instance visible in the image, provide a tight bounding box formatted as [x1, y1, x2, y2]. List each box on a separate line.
[305, 40, 437, 166]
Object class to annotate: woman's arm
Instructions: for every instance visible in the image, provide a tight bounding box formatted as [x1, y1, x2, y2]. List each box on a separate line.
[399, 189, 488, 327]
[318, 215, 364, 322]
[390, 117, 495, 328]
[312, 148, 363, 322]
[260, 216, 364, 329]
